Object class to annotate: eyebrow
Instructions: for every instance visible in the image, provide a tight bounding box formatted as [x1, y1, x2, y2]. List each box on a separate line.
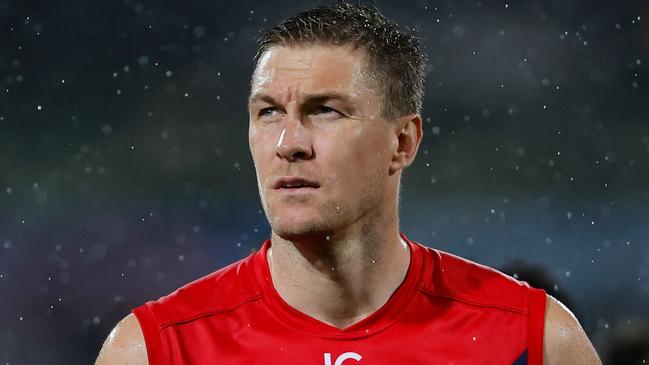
[248, 92, 353, 107]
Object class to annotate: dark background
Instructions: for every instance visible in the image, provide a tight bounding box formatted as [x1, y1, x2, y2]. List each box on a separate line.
[1, 0, 648, 363]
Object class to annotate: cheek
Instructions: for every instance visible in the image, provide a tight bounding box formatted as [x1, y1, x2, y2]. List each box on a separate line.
[249, 128, 277, 166]
[324, 128, 388, 179]
[351, 128, 390, 163]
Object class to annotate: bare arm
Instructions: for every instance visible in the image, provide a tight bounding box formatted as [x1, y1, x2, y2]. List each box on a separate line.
[543, 294, 602, 365]
[95, 313, 149, 365]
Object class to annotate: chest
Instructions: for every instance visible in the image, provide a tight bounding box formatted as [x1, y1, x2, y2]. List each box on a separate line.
[159, 299, 529, 365]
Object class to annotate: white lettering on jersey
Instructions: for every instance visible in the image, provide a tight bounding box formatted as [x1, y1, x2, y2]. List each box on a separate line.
[324, 352, 362, 365]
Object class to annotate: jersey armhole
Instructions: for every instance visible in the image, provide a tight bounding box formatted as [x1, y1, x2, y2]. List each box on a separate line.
[527, 288, 547, 365]
[132, 303, 166, 365]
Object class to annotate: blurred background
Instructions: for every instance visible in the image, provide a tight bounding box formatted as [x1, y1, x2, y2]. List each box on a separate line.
[1, 0, 648, 363]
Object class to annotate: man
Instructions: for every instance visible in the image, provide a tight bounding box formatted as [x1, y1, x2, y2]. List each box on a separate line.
[96, 3, 601, 364]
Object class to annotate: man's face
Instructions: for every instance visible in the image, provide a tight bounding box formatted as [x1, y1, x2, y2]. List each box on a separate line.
[248, 45, 396, 239]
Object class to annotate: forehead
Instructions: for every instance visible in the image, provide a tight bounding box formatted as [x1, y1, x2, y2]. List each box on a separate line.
[250, 45, 370, 99]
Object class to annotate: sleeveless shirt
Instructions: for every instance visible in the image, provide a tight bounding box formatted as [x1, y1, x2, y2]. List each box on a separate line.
[133, 233, 547, 365]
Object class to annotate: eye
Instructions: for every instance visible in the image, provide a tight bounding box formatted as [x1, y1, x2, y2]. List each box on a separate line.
[258, 107, 280, 118]
[313, 106, 343, 118]
[314, 106, 336, 114]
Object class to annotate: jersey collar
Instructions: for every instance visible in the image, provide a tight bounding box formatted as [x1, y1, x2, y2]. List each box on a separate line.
[252, 232, 424, 339]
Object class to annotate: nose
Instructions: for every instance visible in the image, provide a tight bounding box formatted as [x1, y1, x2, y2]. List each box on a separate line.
[275, 118, 313, 162]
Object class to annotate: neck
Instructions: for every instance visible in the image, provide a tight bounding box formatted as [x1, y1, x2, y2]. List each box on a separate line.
[266, 223, 410, 329]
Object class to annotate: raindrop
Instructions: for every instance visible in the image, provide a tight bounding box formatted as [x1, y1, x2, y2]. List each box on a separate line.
[193, 25, 206, 38]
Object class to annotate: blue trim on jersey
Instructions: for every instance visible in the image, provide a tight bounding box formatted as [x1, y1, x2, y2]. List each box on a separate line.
[512, 349, 527, 365]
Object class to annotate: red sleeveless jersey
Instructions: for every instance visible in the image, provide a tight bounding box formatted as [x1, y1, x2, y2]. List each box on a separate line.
[133, 233, 547, 365]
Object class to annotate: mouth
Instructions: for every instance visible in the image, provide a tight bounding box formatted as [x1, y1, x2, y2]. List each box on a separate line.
[272, 177, 320, 191]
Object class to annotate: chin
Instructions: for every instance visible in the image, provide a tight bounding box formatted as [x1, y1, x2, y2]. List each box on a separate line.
[269, 212, 339, 241]
[263, 199, 349, 240]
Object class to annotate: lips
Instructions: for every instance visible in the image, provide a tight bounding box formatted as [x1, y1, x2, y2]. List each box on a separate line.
[272, 177, 320, 189]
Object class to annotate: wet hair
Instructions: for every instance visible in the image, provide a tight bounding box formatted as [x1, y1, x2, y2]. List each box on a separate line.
[253, 3, 427, 119]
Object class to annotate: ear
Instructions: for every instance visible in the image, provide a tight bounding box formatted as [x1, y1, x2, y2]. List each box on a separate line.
[389, 114, 423, 175]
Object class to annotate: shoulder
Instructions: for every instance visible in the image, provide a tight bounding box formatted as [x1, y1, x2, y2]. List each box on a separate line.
[148, 249, 262, 326]
[417, 244, 531, 312]
[95, 248, 263, 364]
[95, 313, 148, 365]
[543, 294, 602, 365]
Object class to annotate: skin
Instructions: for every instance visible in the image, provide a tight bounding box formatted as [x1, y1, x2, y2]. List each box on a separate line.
[95, 313, 147, 365]
[248, 45, 416, 327]
[95, 44, 601, 365]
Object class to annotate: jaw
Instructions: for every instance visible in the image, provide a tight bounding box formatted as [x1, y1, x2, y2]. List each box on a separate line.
[264, 191, 343, 238]
[268, 201, 330, 235]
